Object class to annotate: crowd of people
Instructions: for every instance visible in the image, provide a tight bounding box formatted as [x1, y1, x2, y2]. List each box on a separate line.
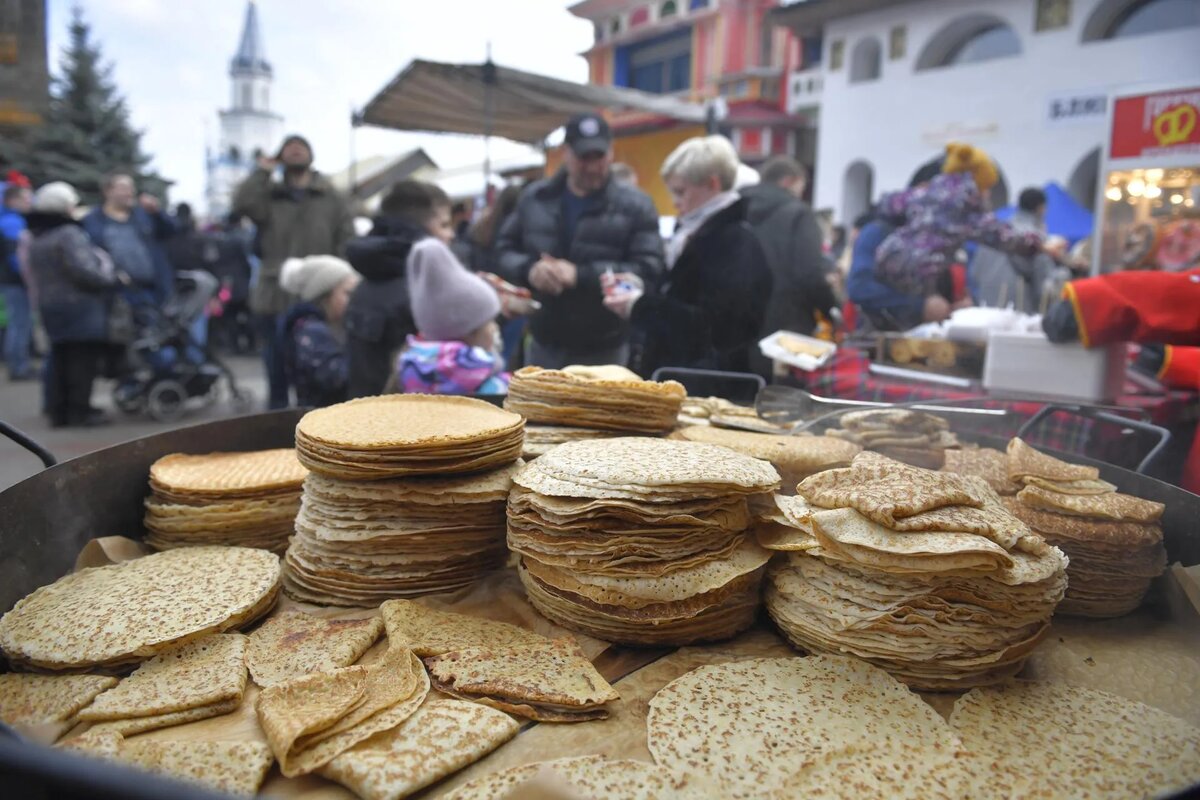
[2, 114, 1090, 423]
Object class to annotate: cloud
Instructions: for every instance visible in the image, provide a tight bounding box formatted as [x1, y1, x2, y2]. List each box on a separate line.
[49, 0, 594, 209]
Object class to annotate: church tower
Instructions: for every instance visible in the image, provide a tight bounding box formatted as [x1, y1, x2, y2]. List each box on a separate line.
[205, 1, 283, 220]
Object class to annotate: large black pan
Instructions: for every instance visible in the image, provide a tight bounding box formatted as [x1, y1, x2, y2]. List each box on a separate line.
[0, 410, 1197, 798]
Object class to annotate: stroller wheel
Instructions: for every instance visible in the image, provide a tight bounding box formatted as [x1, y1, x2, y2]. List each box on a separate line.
[113, 385, 146, 415]
[147, 380, 188, 422]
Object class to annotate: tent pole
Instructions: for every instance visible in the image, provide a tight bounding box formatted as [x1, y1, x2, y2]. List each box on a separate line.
[483, 43, 497, 205]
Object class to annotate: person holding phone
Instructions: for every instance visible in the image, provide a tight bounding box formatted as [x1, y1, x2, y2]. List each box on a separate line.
[233, 134, 354, 408]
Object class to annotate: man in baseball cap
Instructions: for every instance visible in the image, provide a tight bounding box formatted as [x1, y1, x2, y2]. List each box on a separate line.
[494, 112, 663, 369]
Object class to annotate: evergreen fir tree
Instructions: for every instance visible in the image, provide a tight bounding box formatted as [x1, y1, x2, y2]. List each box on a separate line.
[19, 7, 167, 204]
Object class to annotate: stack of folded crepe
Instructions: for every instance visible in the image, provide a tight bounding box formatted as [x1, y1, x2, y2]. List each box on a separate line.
[256, 643, 429, 777]
[678, 395, 755, 427]
[941, 447, 1021, 495]
[1005, 438, 1166, 618]
[504, 365, 685, 434]
[761, 452, 1067, 690]
[382, 601, 619, 723]
[0, 547, 281, 672]
[826, 409, 960, 469]
[61, 730, 276, 796]
[246, 610, 384, 687]
[75, 634, 249, 736]
[510, 437, 781, 646]
[283, 463, 521, 606]
[0, 674, 117, 741]
[144, 449, 306, 552]
[296, 395, 524, 480]
[672, 426, 861, 490]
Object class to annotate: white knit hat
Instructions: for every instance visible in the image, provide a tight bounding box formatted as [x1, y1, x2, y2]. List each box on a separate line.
[279, 255, 357, 302]
[33, 182, 80, 215]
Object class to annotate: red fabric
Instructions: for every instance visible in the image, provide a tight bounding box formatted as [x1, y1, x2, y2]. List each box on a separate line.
[1067, 268, 1200, 348]
[950, 263, 967, 302]
[1160, 345, 1200, 389]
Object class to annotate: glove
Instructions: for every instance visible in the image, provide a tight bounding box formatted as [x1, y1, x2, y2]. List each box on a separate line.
[1042, 299, 1079, 343]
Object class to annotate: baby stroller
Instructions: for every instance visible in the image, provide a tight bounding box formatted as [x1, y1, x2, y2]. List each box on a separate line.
[111, 270, 255, 421]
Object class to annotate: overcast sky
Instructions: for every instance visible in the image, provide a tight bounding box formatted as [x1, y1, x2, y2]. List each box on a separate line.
[49, 0, 594, 207]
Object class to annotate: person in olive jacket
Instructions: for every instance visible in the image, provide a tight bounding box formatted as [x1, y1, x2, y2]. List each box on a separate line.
[27, 182, 125, 427]
[605, 135, 772, 378]
[233, 134, 354, 408]
[495, 113, 663, 369]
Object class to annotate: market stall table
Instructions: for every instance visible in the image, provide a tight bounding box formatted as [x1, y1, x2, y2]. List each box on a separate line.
[789, 347, 1196, 465]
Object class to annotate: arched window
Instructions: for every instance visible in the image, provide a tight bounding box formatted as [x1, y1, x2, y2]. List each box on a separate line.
[610, 17, 622, 36]
[842, 160, 874, 223]
[660, 1, 678, 18]
[261, 86, 269, 109]
[848, 37, 882, 83]
[228, 145, 241, 162]
[1082, 0, 1200, 41]
[915, 15, 1022, 70]
[240, 83, 252, 109]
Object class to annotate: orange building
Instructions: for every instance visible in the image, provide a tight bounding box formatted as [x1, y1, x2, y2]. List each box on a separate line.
[569, 0, 815, 212]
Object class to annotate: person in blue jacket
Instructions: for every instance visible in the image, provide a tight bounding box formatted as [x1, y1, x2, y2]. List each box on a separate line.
[82, 172, 176, 315]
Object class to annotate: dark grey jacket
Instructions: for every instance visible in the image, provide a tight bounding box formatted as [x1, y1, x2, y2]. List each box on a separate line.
[495, 171, 664, 351]
[28, 213, 120, 343]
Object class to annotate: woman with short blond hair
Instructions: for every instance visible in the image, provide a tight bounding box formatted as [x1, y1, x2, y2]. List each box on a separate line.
[605, 135, 772, 376]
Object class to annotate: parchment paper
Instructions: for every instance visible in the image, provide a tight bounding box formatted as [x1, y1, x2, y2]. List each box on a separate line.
[36, 542, 1200, 799]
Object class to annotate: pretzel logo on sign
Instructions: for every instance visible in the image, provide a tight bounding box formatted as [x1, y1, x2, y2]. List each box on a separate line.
[1152, 103, 1197, 147]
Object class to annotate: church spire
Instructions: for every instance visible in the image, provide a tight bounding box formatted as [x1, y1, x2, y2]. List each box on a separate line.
[231, 1, 271, 77]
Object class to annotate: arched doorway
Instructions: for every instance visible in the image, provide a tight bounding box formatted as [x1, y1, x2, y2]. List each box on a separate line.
[908, 154, 1009, 208]
[842, 160, 874, 223]
[1067, 147, 1101, 212]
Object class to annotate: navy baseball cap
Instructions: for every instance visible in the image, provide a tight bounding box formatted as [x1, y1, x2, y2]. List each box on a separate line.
[565, 113, 612, 156]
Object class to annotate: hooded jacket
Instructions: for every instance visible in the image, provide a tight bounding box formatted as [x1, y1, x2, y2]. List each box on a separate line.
[494, 170, 664, 352]
[283, 301, 348, 408]
[740, 183, 838, 374]
[343, 216, 421, 397]
[630, 197, 771, 377]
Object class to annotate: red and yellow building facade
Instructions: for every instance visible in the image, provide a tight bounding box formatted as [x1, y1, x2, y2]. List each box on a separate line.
[569, 0, 808, 213]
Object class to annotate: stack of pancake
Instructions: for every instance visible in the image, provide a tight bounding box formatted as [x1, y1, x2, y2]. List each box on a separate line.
[762, 452, 1067, 690]
[522, 425, 621, 460]
[1004, 438, 1166, 618]
[941, 446, 1021, 495]
[144, 449, 306, 552]
[504, 365, 685, 435]
[283, 396, 525, 606]
[295, 395, 524, 479]
[509, 437, 780, 646]
[672, 426, 861, 490]
[825, 408, 960, 469]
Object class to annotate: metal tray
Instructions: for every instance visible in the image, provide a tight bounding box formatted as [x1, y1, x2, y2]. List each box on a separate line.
[0, 409, 1197, 799]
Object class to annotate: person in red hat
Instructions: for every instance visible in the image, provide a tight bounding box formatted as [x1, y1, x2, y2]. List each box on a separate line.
[1044, 268, 1200, 491]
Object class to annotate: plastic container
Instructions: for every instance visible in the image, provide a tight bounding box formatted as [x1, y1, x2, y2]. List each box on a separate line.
[983, 330, 1126, 402]
[758, 330, 836, 371]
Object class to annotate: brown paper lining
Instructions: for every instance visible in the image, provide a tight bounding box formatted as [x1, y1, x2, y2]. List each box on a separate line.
[32, 540, 1200, 798]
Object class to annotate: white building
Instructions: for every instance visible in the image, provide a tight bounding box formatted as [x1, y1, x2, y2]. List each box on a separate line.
[772, 0, 1200, 223]
[205, 1, 283, 221]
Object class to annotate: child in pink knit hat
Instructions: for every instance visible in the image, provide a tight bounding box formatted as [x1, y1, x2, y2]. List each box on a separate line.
[394, 236, 508, 395]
